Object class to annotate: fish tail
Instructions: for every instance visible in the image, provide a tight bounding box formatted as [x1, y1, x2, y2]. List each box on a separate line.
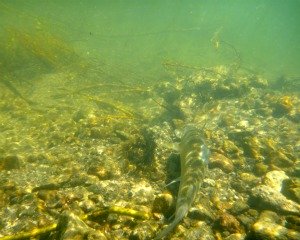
[153, 204, 188, 240]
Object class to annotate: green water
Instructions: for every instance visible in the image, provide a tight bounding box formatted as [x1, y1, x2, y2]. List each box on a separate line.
[1, 0, 299, 82]
[0, 2, 300, 239]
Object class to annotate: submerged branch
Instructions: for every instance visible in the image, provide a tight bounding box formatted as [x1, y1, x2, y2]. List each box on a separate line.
[1, 79, 35, 105]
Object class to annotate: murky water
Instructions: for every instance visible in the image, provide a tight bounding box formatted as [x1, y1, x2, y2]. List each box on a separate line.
[0, 1, 299, 240]
[1, 0, 299, 81]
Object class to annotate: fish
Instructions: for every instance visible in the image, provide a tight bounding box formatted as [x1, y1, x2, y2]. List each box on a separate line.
[154, 124, 209, 239]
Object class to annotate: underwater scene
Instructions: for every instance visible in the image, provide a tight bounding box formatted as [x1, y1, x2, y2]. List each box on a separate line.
[0, 0, 299, 239]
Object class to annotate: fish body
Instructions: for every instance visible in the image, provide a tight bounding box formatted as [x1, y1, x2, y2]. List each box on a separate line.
[154, 124, 209, 239]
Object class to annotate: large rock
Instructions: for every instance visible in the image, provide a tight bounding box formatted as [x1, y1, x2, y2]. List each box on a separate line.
[250, 185, 300, 216]
[263, 170, 288, 192]
[250, 210, 300, 240]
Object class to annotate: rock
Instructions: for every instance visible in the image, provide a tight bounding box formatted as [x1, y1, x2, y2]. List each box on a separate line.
[263, 170, 289, 192]
[239, 173, 259, 187]
[229, 201, 249, 215]
[26, 153, 50, 164]
[270, 150, 294, 168]
[249, 210, 300, 240]
[272, 96, 294, 117]
[89, 127, 103, 139]
[189, 204, 216, 222]
[209, 152, 234, 173]
[214, 212, 243, 234]
[224, 233, 245, 240]
[87, 163, 113, 180]
[254, 162, 268, 176]
[130, 221, 157, 240]
[130, 181, 155, 204]
[292, 160, 300, 176]
[231, 180, 248, 193]
[152, 192, 174, 217]
[282, 178, 300, 204]
[0, 155, 21, 170]
[182, 221, 215, 240]
[72, 108, 89, 122]
[237, 210, 258, 231]
[202, 178, 216, 188]
[285, 215, 300, 232]
[122, 128, 156, 166]
[78, 199, 95, 213]
[250, 185, 300, 216]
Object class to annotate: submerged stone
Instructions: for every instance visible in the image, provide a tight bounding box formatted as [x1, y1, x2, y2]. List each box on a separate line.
[282, 178, 300, 204]
[250, 210, 300, 240]
[263, 170, 289, 192]
[250, 185, 300, 216]
[209, 152, 234, 173]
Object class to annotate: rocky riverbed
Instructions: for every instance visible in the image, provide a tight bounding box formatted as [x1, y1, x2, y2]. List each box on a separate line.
[0, 65, 299, 240]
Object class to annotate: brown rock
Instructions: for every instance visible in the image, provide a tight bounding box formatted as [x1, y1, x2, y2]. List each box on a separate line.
[209, 152, 234, 173]
[215, 212, 243, 233]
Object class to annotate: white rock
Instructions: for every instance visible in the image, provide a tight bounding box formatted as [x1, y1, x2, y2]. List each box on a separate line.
[263, 170, 288, 192]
